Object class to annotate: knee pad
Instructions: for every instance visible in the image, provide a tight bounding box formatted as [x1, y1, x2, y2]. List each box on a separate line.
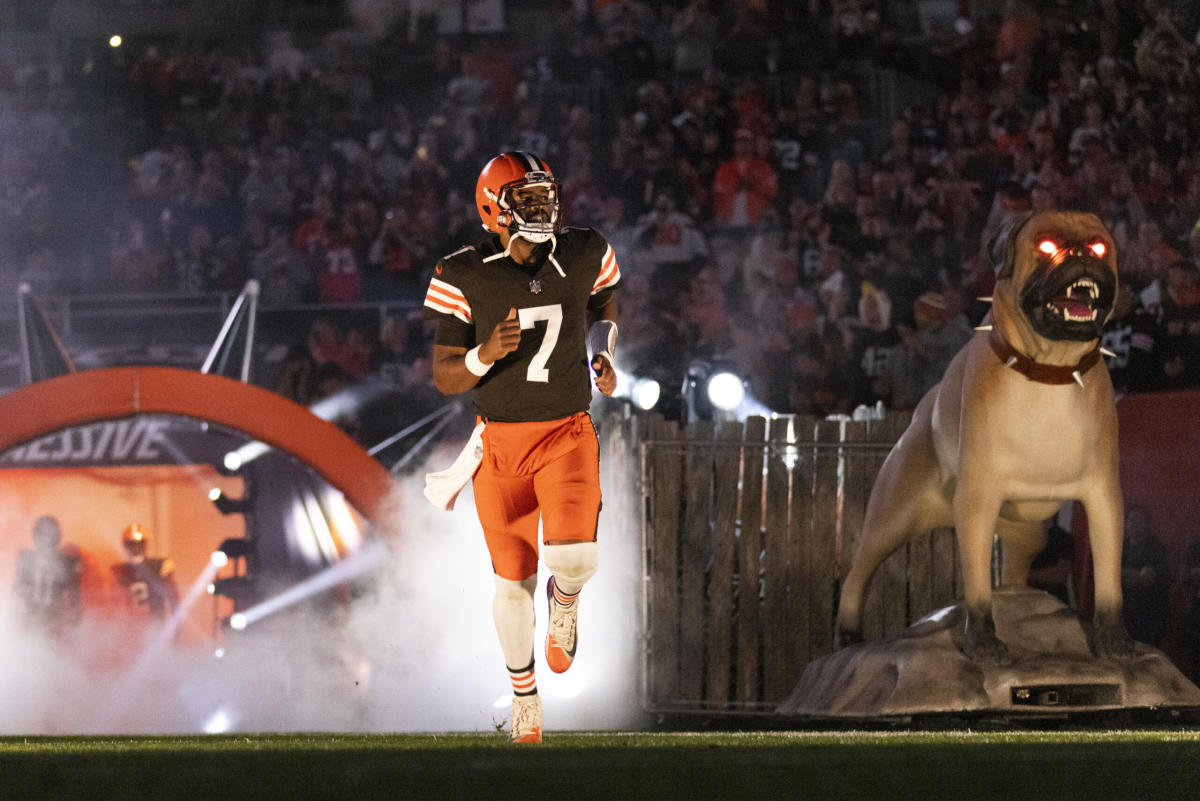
[543, 541, 598, 592]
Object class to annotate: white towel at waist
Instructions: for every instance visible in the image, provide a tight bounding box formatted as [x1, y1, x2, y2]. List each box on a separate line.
[423, 421, 485, 510]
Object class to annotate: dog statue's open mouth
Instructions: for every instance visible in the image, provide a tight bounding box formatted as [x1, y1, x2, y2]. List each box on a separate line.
[1047, 277, 1101, 323]
[1020, 257, 1115, 341]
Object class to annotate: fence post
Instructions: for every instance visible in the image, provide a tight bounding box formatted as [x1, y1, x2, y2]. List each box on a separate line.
[679, 419, 715, 702]
[787, 415, 817, 680]
[735, 416, 767, 704]
[808, 418, 842, 663]
[763, 417, 795, 702]
[644, 414, 682, 707]
[705, 419, 742, 707]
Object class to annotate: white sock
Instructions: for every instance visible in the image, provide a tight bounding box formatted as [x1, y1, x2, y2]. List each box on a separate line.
[492, 574, 536, 670]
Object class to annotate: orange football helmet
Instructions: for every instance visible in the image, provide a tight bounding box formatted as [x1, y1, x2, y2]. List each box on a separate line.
[122, 523, 151, 557]
[475, 151, 560, 243]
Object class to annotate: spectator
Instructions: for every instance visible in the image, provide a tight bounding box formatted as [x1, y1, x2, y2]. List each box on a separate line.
[313, 219, 365, 303]
[1130, 218, 1180, 309]
[634, 190, 708, 308]
[670, 0, 719, 81]
[848, 283, 897, 407]
[1102, 283, 1161, 395]
[175, 220, 234, 293]
[367, 206, 427, 301]
[711, 128, 779, 233]
[252, 225, 312, 305]
[1121, 506, 1170, 647]
[911, 290, 972, 396]
[371, 313, 429, 390]
[1157, 259, 1200, 390]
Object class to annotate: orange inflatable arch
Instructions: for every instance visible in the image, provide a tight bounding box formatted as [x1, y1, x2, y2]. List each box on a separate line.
[0, 367, 393, 524]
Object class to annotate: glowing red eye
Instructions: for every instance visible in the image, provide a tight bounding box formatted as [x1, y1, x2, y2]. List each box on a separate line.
[1089, 241, 1107, 257]
[1038, 240, 1058, 255]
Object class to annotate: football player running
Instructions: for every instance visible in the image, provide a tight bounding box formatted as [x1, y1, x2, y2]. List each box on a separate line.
[423, 151, 621, 743]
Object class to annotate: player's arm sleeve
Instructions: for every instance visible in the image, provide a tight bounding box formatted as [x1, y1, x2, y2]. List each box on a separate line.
[588, 232, 623, 309]
[423, 264, 475, 329]
[425, 264, 495, 393]
[423, 263, 476, 349]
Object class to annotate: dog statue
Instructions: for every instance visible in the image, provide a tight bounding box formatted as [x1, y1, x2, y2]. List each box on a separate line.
[835, 210, 1135, 663]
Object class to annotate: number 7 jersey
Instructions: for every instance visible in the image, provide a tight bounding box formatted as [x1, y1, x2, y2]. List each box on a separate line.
[423, 227, 622, 422]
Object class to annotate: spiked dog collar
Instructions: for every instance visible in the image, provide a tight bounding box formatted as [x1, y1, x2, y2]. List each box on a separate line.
[986, 327, 1101, 387]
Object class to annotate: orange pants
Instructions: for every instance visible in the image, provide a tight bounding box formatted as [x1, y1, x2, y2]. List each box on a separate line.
[473, 412, 601, 581]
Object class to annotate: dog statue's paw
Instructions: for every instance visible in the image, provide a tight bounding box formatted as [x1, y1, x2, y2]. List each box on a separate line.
[1089, 618, 1136, 660]
[962, 613, 1014, 665]
[833, 624, 863, 650]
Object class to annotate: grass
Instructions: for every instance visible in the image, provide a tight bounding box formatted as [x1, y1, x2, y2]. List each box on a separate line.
[2, 729, 1200, 800]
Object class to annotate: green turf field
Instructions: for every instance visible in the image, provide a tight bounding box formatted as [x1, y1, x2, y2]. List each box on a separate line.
[2, 730, 1199, 800]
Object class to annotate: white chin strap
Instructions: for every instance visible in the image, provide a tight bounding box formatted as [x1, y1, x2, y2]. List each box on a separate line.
[485, 231, 565, 277]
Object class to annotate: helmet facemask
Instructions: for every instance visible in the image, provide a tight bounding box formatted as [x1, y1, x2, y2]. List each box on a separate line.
[491, 176, 560, 244]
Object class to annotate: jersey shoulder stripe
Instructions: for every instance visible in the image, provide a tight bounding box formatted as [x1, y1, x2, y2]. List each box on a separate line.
[425, 276, 472, 324]
[591, 243, 621, 294]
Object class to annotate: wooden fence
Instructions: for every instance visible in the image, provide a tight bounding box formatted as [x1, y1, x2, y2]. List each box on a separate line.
[635, 411, 963, 714]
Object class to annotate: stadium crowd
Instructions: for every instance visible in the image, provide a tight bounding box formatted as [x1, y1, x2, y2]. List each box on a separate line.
[1, 0, 1200, 418]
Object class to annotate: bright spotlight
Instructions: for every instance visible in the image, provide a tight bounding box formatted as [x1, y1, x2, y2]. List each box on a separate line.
[706, 371, 745, 411]
[610, 367, 662, 411]
[211, 489, 251, 515]
[211, 551, 229, 568]
[230, 613, 247, 631]
[109, 34, 122, 48]
[631, 377, 661, 410]
[206, 582, 217, 595]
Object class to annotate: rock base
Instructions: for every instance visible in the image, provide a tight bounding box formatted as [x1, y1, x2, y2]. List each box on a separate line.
[780, 586, 1200, 718]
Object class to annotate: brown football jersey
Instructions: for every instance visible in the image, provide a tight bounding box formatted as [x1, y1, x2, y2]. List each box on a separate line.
[424, 228, 621, 422]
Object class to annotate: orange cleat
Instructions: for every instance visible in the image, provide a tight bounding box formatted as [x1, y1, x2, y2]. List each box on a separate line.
[510, 694, 543, 743]
[545, 576, 578, 674]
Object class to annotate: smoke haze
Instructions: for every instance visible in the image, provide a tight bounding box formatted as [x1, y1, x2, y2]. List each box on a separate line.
[0, 439, 648, 734]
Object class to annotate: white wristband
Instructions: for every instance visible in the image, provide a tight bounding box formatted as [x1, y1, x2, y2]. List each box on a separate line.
[464, 345, 493, 377]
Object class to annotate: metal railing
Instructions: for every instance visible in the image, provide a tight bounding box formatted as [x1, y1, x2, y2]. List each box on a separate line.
[0, 290, 422, 395]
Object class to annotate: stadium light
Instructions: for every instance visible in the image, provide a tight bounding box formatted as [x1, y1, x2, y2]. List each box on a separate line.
[209, 576, 255, 603]
[210, 487, 251, 515]
[630, 376, 661, 410]
[705, 371, 745, 411]
[683, 360, 776, 422]
[609, 367, 661, 411]
[216, 537, 253, 560]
